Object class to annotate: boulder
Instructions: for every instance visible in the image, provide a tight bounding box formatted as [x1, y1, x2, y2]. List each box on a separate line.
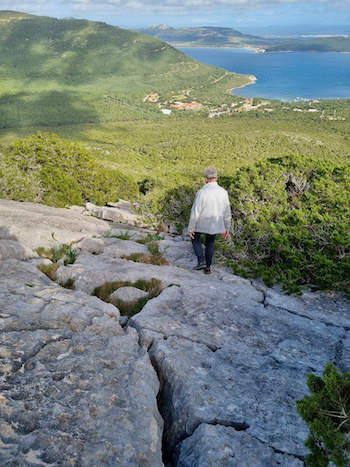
[85, 202, 141, 226]
[110, 286, 149, 304]
[76, 237, 105, 255]
[103, 238, 148, 258]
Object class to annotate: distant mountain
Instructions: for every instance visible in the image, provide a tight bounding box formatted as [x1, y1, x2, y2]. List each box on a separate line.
[138, 25, 270, 48]
[242, 24, 350, 37]
[0, 11, 250, 128]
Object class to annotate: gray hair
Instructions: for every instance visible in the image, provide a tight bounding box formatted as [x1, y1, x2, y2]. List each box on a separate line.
[203, 167, 218, 179]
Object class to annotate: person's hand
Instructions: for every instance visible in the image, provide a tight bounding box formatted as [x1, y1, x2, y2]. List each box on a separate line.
[189, 230, 195, 240]
[221, 229, 229, 240]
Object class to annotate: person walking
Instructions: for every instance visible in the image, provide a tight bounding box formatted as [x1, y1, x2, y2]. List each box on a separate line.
[188, 167, 231, 274]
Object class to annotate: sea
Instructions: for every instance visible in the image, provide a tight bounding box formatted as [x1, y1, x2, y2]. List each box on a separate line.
[178, 47, 350, 101]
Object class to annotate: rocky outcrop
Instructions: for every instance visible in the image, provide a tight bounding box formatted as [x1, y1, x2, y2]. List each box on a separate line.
[1, 200, 349, 466]
[85, 201, 142, 226]
[0, 199, 111, 249]
[0, 259, 163, 466]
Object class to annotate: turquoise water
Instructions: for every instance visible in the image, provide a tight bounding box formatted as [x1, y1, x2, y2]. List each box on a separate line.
[178, 47, 350, 101]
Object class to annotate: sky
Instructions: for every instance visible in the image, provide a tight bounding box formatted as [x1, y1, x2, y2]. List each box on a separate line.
[1, 0, 350, 34]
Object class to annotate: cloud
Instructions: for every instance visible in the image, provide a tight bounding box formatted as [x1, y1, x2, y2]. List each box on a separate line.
[3, 0, 350, 20]
[65, 0, 349, 9]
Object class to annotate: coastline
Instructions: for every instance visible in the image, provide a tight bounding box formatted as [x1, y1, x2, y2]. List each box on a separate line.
[175, 44, 262, 53]
[229, 75, 257, 94]
[177, 44, 350, 54]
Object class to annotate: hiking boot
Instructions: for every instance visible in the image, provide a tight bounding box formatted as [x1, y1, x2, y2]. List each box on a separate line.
[204, 267, 211, 274]
[193, 262, 206, 271]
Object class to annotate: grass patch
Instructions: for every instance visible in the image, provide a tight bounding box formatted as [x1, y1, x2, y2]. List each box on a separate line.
[36, 243, 77, 265]
[58, 278, 75, 290]
[137, 233, 163, 244]
[38, 263, 59, 281]
[123, 252, 168, 266]
[92, 278, 163, 317]
[115, 232, 132, 240]
[123, 239, 168, 265]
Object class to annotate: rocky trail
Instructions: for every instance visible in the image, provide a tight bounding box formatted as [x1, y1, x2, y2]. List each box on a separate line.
[0, 199, 349, 466]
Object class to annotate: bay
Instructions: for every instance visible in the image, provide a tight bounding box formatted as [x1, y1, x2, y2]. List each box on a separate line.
[178, 47, 350, 101]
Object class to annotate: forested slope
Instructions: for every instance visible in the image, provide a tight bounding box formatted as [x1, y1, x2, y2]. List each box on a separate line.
[0, 11, 250, 128]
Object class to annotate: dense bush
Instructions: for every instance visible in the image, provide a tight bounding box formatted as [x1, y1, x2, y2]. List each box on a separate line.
[159, 184, 199, 232]
[0, 132, 137, 207]
[160, 155, 349, 294]
[297, 363, 350, 466]
[219, 155, 350, 294]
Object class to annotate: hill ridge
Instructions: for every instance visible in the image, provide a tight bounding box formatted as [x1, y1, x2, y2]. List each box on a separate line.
[0, 11, 250, 128]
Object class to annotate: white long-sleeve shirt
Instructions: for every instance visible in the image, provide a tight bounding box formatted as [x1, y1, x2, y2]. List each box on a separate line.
[188, 182, 231, 235]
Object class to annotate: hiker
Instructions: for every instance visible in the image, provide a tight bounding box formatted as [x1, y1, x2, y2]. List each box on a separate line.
[188, 167, 231, 274]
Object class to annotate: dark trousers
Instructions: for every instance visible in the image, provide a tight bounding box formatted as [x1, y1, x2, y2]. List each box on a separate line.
[192, 232, 216, 267]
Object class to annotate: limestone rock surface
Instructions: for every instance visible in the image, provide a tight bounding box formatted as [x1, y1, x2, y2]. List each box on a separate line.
[0, 259, 163, 466]
[85, 202, 141, 226]
[0, 239, 36, 261]
[174, 423, 303, 467]
[1, 200, 350, 467]
[0, 199, 110, 249]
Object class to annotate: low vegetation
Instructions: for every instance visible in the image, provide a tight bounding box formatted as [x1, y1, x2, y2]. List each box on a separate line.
[38, 263, 59, 281]
[161, 154, 350, 294]
[123, 251, 168, 266]
[36, 241, 78, 265]
[297, 363, 350, 466]
[0, 12, 250, 129]
[137, 233, 164, 244]
[221, 155, 350, 294]
[0, 132, 137, 207]
[58, 278, 76, 290]
[93, 278, 163, 317]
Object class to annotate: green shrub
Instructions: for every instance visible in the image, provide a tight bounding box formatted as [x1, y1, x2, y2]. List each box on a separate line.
[0, 132, 138, 206]
[159, 184, 198, 227]
[297, 363, 350, 466]
[221, 155, 350, 294]
[159, 155, 349, 294]
[39, 165, 83, 207]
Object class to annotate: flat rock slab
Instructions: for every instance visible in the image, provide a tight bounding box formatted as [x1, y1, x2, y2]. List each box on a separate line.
[130, 280, 350, 464]
[174, 423, 303, 467]
[265, 288, 350, 329]
[0, 239, 36, 261]
[0, 260, 163, 466]
[0, 199, 111, 250]
[102, 238, 149, 258]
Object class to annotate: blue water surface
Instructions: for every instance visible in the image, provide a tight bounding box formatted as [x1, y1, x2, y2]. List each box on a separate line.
[178, 47, 350, 101]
